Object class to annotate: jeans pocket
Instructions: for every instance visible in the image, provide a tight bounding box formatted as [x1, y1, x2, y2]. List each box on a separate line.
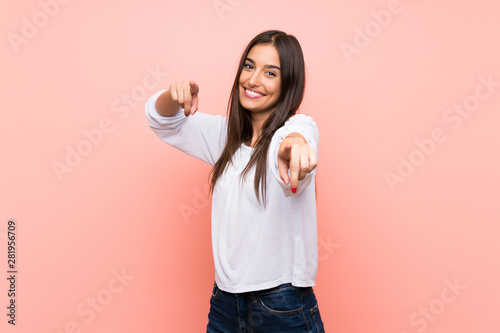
[256, 286, 302, 315]
[310, 302, 325, 332]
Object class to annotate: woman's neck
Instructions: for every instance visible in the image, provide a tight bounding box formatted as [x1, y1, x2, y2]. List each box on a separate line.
[248, 114, 268, 147]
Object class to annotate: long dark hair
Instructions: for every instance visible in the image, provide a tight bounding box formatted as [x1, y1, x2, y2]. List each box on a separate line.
[209, 30, 306, 205]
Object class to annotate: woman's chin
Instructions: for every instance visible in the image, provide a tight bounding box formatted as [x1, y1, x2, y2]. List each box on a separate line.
[240, 102, 258, 112]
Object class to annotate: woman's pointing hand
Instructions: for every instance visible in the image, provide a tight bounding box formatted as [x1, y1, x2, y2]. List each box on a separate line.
[277, 133, 317, 194]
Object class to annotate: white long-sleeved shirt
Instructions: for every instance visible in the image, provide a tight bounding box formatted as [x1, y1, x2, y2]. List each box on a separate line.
[146, 90, 320, 293]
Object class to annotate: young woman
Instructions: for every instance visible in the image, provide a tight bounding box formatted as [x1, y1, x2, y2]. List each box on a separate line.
[146, 30, 325, 332]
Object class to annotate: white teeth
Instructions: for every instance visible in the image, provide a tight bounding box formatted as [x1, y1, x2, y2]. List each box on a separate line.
[246, 89, 263, 97]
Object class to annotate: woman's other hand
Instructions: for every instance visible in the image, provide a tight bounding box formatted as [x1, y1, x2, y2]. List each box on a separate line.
[170, 80, 199, 116]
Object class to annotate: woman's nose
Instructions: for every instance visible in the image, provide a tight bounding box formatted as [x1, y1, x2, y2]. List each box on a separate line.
[248, 71, 260, 86]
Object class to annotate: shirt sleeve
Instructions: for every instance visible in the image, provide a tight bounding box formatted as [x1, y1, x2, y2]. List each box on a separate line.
[145, 90, 227, 166]
[268, 114, 319, 197]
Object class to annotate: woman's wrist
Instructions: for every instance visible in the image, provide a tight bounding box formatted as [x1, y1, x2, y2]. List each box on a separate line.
[283, 132, 307, 144]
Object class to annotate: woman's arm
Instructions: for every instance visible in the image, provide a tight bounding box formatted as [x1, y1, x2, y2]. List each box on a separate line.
[146, 88, 227, 166]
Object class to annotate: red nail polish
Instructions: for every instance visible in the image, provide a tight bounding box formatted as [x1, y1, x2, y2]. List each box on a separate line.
[291, 188, 297, 193]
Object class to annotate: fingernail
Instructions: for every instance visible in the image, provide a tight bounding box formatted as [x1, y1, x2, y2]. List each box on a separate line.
[185, 113, 189, 117]
[291, 188, 297, 194]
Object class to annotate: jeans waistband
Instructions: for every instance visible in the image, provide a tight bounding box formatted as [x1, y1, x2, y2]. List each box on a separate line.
[217, 282, 312, 297]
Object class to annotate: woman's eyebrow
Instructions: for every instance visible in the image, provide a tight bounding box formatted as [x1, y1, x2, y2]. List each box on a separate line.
[245, 57, 281, 71]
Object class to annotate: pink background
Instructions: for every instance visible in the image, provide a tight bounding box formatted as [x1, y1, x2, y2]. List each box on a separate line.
[1, 0, 499, 332]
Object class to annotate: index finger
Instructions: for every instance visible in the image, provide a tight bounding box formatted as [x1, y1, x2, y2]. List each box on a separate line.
[183, 83, 192, 115]
[278, 144, 292, 185]
[289, 144, 300, 193]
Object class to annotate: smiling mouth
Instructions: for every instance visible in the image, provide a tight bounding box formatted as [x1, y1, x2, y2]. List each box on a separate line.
[243, 88, 265, 98]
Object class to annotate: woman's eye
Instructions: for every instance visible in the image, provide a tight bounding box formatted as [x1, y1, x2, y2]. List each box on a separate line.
[244, 63, 253, 69]
[267, 71, 276, 77]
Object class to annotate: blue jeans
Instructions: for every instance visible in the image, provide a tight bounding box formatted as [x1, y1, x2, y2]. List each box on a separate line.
[207, 282, 326, 333]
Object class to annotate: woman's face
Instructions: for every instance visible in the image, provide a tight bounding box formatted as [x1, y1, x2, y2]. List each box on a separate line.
[239, 44, 281, 116]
